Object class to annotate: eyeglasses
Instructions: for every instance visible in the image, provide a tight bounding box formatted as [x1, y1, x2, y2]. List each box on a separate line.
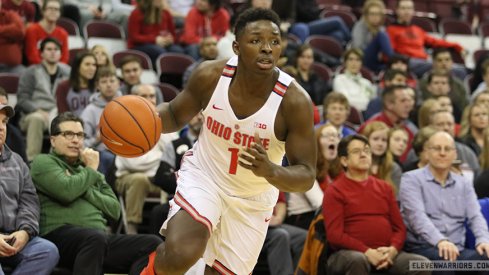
[348, 147, 371, 155]
[140, 94, 156, 99]
[429, 146, 455, 153]
[321, 133, 341, 139]
[55, 131, 86, 140]
[45, 7, 60, 11]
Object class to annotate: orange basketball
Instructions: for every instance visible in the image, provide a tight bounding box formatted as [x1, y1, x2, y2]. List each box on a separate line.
[100, 95, 162, 158]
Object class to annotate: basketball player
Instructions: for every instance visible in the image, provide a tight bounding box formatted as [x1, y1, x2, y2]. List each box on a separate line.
[149, 8, 316, 275]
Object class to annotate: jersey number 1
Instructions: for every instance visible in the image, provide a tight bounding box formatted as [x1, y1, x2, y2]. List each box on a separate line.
[228, 148, 239, 174]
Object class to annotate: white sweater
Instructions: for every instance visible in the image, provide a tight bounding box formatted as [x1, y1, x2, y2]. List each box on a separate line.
[333, 72, 376, 111]
[287, 181, 324, 216]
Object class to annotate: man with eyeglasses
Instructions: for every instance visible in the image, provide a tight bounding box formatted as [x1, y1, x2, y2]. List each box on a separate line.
[323, 134, 429, 274]
[0, 103, 60, 275]
[17, 37, 71, 162]
[400, 131, 489, 270]
[29, 112, 162, 274]
[24, 0, 69, 65]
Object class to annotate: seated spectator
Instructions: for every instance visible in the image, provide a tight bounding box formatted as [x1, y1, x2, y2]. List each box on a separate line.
[360, 121, 402, 195]
[417, 98, 441, 129]
[179, 0, 230, 60]
[351, 0, 393, 72]
[2, 0, 35, 23]
[59, 52, 97, 116]
[263, 192, 307, 275]
[403, 126, 437, 172]
[17, 37, 71, 162]
[115, 84, 174, 234]
[386, 0, 465, 78]
[459, 103, 489, 157]
[0, 0, 25, 74]
[24, 0, 69, 65]
[475, 128, 489, 199]
[0, 87, 26, 162]
[333, 48, 376, 112]
[295, 44, 329, 105]
[80, 67, 120, 175]
[473, 89, 489, 108]
[289, 14, 350, 46]
[285, 125, 336, 230]
[430, 110, 480, 180]
[471, 59, 489, 101]
[127, 0, 184, 65]
[321, 92, 356, 138]
[429, 47, 468, 81]
[359, 85, 417, 163]
[30, 112, 162, 274]
[379, 54, 417, 89]
[323, 134, 429, 275]
[119, 55, 164, 103]
[389, 126, 409, 165]
[0, 103, 59, 275]
[314, 123, 342, 192]
[400, 131, 489, 267]
[419, 69, 468, 123]
[436, 95, 461, 137]
[182, 36, 218, 88]
[365, 68, 408, 119]
[90, 44, 115, 69]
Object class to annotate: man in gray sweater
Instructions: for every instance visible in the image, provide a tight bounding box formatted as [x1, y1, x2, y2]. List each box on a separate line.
[17, 37, 71, 161]
[0, 103, 59, 274]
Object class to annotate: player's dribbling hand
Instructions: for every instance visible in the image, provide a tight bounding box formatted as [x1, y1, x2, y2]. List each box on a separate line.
[238, 132, 274, 178]
[81, 148, 100, 171]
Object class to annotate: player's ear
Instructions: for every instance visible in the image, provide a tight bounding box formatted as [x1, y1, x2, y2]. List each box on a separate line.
[232, 40, 239, 55]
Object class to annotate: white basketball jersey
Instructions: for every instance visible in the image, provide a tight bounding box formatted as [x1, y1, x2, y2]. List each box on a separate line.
[193, 55, 294, 197]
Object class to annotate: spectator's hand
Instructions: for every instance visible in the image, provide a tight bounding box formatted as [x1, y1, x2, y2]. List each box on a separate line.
[437, 240, 459, 261]
[376, 246, 398, 269]
[268, 215, 283, 227]
[9, 230, 29, 252]
[0, 234, 17, 257]
[89, 5, 106, 19]
[238, 133, 275, 178]
[156, 36, 166, 47]
[364, 248, 384, 267]
[38, 109, 50, 121]
[81, 148, 100, 171]
[476, 243, 489, 258]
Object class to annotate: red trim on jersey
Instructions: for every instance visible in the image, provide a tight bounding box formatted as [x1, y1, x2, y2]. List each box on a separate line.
[222, 65, 236, 78]
[212, 259, 236, 275]
[174, 192, 212, 234]
[276, 81, 287, 91]
[272, 89, 285, 97]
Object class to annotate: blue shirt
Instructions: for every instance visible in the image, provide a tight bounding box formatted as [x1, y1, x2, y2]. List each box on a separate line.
[400, 166, 489, 251]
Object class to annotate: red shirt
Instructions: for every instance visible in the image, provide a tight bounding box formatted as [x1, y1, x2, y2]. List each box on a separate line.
[1, 0, 35, 23]
[387, 23, 463, 60]
[0, 9, 24, 66]
[24, 23, 69, 65]
[127, 8, 176, 49]
[358, 112, 415, 163]
[179, 7, 230, 45]
[323, 173, 406, 253]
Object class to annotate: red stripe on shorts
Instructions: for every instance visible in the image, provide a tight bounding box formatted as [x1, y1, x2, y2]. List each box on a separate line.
[174, 192, 212, 234]
[212, 259, 236, 275]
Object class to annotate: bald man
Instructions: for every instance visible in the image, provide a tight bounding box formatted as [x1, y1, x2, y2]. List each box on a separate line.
[400, 131, 489, 271]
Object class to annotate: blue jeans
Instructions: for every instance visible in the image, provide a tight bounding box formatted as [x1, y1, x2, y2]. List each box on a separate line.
[363, 31, 394, 72]
[409, 246, 489, 275]
[0, 237, 59, 275]
[134, 43, 185, 67]
[290, 16, 351, 44]
[98, 149, 115, 178]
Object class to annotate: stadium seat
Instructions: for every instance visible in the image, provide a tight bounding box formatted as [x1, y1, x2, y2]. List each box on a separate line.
[156, 53, 195, 90]
[346, 106, 364, 126]
[156, 82, 179, 102]
[335, 65, 377, 83]
[445, 35, 482, 68]
[465, 198, 489, 249]
[439, 18, 473, 36]
[305, 35, 344, 61]
[54, 79, 71, 114]
[311, 62, 333, 83]
[319, 10, 357, 29]
[57, 17, 85, 50]
[0, 73, 19, 106]
[113, 50, 158, 84]
[411, 16, 437, 33]
[83, 20, 127, 56]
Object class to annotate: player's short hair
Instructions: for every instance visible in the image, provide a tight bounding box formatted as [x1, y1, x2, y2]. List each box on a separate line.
[50, 112, 85, 136]
[234, 8, 281, 39]
[382, 84, 407, 107]
[427, 69, 450, 84]
[120, 55, 142, 69]
[95, 66, 117, 82]
[338, 134, 370, 158]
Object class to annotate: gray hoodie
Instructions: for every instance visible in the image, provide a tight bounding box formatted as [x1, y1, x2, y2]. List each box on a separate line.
[0, 145, 40, 236]
[80, 91, 122, 151]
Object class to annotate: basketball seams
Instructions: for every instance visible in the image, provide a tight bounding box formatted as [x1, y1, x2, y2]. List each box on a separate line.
[113, 97, 152, 149]
[100, 112, 145, 157]
[137, 96, 159, 145]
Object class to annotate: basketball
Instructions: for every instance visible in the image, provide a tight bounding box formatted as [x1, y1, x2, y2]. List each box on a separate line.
[100, 95, 162, 158]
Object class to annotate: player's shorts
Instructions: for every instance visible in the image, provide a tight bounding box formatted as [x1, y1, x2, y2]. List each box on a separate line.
[160, 150, 279, 275]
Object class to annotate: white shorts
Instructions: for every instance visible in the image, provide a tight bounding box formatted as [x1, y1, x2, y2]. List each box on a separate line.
[160, 151, 278, 275]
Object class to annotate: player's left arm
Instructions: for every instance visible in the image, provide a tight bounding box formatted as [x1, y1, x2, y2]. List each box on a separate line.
[239, 82, 316, 192]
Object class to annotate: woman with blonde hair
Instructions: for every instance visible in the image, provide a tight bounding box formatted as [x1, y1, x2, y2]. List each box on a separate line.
[360, 121, 402, 196]
[351, 0, 393, 72]
[417, 98, 441, 128]
[474, 128, 489, 198]
[459, 102, 489, 156]
[90, 45, 115, 69]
